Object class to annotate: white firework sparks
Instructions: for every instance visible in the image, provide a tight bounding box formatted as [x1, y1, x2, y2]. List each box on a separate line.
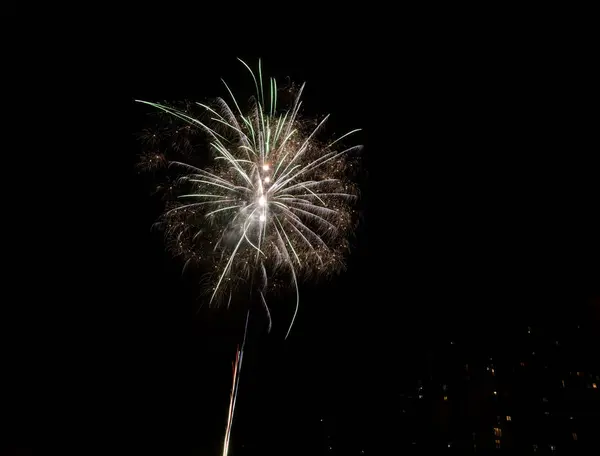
[136, 58, 361, 338]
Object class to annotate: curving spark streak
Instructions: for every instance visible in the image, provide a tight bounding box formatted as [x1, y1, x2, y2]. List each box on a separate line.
[135, 58, 361, 338]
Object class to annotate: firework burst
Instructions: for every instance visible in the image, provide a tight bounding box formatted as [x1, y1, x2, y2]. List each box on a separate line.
[136, 59, 361, 338]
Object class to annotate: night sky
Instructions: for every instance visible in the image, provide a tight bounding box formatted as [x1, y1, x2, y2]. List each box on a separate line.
[122, 47, 600, 454]
[4, 38, 595, 454]
[0, 15, 595, 456]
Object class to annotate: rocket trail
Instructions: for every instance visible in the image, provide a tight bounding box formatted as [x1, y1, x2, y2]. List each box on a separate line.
[222, 311, 250, 456]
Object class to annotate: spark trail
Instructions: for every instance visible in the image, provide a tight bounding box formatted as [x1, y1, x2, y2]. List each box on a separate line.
[222, 311, 250, 456]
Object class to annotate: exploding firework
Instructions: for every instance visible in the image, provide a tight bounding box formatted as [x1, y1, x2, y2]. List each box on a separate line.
[136, 59, 361, 337]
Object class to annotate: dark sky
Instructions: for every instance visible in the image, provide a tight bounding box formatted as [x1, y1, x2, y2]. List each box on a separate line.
[0, 17, 595, 455]
[0, 32, 581, 454]
[122, 45, 599, 454]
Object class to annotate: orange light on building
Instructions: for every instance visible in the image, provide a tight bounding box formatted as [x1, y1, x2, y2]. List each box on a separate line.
[493, 427, 502, 437]
[506, 416, 512, 421]
[593, 383, 597, 389]
[495, 439, 501, 448]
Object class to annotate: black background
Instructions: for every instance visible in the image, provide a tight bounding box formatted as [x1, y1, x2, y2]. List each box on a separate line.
[126, 43, 598, 453]
[2, 18, 598, 454]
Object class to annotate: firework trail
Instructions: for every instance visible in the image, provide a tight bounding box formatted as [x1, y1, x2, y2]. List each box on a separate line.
[222, 311, 250, 456]
[136, 58, 361, 337]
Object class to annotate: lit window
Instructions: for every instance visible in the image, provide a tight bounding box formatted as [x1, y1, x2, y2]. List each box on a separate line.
[493, 427, 502, 437]
[592, 383, 597, 389]
[572, 432, 578, 441]
[493, 391, 497, 396]
[491, 368, 495, 375]
[443, 395, 448, 401]
[506, 415, 512, 421]
[495, 439, 501, 448]
[520, 362, 526, 366]
[561, 380, 565, 387]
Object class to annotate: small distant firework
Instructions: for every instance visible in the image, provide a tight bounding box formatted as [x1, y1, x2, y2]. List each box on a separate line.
[136, 59, 361, 337]
[136, 151, 166, 172]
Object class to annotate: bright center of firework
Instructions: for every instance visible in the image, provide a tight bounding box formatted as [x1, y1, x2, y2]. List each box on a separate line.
[259, 214, 266, 222]
[258, 195, 266, 206]
[262, 164, 269, 171]
[264, 176, 270, 183]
